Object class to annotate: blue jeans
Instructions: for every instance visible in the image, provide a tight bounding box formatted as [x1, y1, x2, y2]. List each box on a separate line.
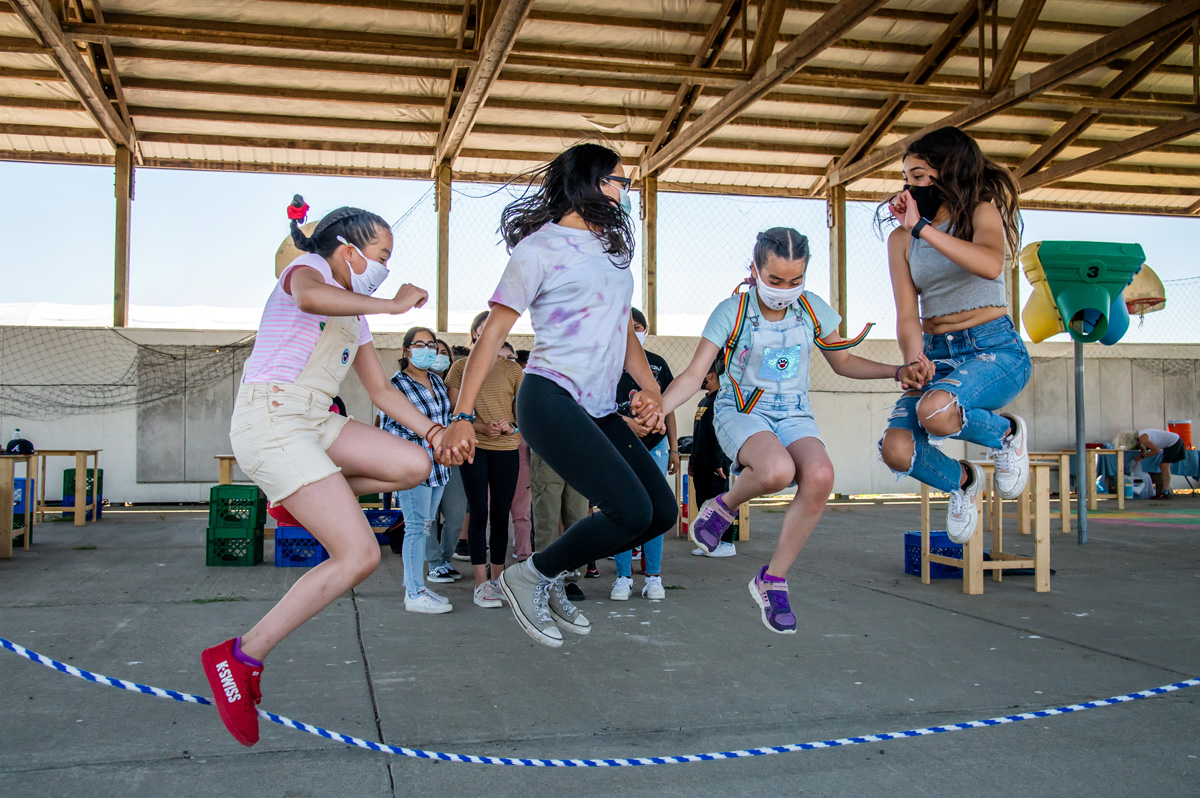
[884, 316, 1031, 493]
[395, 483, 446, 597]
[426, 467, 465, 570]
[615, 437, 670, 577]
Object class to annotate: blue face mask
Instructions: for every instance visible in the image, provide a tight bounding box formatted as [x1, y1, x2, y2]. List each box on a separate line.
[618, 186, 631, 215]
[431, 354, 451, 373]
[409, 347, 438, 371]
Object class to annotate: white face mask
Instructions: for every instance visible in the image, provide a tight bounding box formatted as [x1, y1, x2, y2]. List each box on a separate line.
[635, 330, 647, 345]
[338, 235, 390, 295]
[753, 266, 805, 311]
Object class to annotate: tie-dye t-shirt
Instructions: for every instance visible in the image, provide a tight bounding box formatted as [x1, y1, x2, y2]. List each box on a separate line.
[489, 222, 633, 418]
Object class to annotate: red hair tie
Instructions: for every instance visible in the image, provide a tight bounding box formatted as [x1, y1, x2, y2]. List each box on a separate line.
[287, 194, 309, 222]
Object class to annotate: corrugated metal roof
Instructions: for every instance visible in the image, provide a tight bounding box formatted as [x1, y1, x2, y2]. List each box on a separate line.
[1, 0, 1199, 214]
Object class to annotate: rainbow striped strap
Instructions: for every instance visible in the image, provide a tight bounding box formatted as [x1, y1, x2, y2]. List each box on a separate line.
[722, 293, 763, 414]
[797, 294, 874, 351]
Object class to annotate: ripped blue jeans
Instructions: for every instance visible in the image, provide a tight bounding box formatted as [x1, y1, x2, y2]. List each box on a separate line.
[883, 315, 1031, 493]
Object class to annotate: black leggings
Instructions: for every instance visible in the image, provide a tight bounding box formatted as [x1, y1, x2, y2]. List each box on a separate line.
[518, 374, 677, 577]
[461, 448, 520, 567]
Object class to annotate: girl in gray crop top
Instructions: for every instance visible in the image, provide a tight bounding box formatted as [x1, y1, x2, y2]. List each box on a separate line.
[875, 126, 1033, 547]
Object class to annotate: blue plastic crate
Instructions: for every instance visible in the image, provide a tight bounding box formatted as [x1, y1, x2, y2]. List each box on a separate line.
[903, 531, 963, 579]
[274, 526, 329, 567]
[62, 492, 102, 521]
[13, 477, 33, 515]
[364, 509, 402, 545]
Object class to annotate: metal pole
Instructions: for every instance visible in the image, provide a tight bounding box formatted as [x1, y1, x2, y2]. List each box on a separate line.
[1074, 340, 1087, 544]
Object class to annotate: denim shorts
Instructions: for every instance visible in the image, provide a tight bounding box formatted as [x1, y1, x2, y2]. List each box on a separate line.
[713, 390, 822, 472]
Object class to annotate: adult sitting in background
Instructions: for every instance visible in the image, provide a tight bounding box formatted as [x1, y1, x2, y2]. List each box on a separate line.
[1133, 428, 1186, 500]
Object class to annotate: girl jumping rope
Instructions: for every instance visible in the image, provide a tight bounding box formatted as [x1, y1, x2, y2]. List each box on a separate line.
[656, 228, 899, 635]
[202, 199, 463, 746]
[876, 126, 1030, 544]
[440, 143, 677, 649]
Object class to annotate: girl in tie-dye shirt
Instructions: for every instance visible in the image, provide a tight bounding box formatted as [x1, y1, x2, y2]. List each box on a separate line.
[440, 143, 677, 649]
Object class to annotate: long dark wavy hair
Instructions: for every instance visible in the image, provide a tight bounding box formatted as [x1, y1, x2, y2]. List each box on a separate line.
[875, 126, 1022, 256]
[499, 143, 634, 267]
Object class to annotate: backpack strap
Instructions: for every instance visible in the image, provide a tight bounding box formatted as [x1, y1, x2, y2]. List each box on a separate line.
[722, 292, 763, 414]
[797, 293, 874, 351]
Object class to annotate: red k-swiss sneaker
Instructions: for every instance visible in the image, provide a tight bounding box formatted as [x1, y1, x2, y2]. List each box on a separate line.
[201, 638, 264, 746]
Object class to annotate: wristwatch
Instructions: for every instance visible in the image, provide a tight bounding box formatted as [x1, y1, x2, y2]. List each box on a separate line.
[450, 412, 476, 423]
[911, 217, 931, 240]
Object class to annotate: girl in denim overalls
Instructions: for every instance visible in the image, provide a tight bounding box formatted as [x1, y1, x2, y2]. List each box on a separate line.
[876, 126, 1031, 546]
[659, 228, 900, 634]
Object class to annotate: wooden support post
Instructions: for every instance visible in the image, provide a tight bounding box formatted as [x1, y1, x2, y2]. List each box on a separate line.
[1033, 464, 1051, 592]
[827, 184, 848, 336]
[962, 489, 985, 595]
[0, 457, 13, 560]
[641, 174, 658, 335]
[435, 161, 451, 333]
[113, 146, 133, 328]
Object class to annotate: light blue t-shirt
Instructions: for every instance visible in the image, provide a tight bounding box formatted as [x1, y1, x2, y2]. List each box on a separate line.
[701, 288, 841, 391]
[490, 222, 633, 418]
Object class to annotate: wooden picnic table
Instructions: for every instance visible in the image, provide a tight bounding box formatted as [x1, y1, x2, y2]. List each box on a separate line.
[34, 449, 102, 527]
[1, 453, 37, 558]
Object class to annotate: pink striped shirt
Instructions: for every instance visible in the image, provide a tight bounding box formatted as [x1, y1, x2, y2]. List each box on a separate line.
[242, 253, 372, 384]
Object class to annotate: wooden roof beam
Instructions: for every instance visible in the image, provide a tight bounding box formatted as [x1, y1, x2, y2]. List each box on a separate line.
[1016, 27, 1189, 177]
[986, 0, 1046, 92]
[10, 0, 132, 149]
[641, 0, 887, 177]
[748, 0, 788, 72]
[1019, 113, 1200, 191]
[433, 0, 532, 170]
[643, 0, 743, 164]
[819, 0, 980, 197]
[828, 0, 1200, 187]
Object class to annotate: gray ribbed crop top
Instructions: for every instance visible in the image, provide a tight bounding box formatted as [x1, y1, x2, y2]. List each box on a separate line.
[908, 222, 1008, 319]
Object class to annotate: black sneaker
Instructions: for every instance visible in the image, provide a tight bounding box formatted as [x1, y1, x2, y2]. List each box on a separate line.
[453, 540, 470, 561]
[585, 564, 600, 579]
[565, 582, 585, 601]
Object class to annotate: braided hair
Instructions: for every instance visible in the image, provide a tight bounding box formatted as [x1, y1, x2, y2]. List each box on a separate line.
[289, 196, 389, 258]
[753, 227, 810, 269]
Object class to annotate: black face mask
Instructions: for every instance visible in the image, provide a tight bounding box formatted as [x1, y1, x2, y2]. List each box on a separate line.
[903, 183, 942, 222]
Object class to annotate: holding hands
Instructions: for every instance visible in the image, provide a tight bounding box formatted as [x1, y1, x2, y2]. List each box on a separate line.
[897, 354, 935, 390]
[629, 389, 667, 436]
[436, 419, 476, 465]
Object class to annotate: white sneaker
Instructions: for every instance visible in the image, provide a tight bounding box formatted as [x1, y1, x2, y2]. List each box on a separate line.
[547, 575, 591, 635]
[420, 587, 450, 605]
[642, 575, 665, 600]
[473, 581, 503, 608]
[405, 591, 452, 614]
[610, 576, 633, 601]
[946, 462, 984, 544]
[709, 542, 737, 558]
[991, 413, 1029, 500]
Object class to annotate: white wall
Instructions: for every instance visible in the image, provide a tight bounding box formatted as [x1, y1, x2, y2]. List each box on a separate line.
[3, 327, 1197, 502]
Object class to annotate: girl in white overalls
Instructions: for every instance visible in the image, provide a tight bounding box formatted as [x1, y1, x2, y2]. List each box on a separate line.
[201, 201, 464, 747]
[659, 228, 902, 635]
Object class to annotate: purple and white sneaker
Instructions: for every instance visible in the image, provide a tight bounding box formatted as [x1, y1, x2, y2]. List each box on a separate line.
[690, 495, 735, 554]
[748, 566, 796, 635]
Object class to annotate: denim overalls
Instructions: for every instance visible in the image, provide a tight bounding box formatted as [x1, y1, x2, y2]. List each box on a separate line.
[713, 290, 823, 467]
[884, 315, 1031, 492]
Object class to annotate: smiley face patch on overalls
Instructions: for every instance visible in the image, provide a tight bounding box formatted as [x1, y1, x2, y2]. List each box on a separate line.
[758, 345, 802, 382]
[341, 348, 350, 365]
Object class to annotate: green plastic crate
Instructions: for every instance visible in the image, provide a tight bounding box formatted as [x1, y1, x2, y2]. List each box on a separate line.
[207, 484, 266, 529]
[63, 468, 103, 498]
[206, 526, 264, 567]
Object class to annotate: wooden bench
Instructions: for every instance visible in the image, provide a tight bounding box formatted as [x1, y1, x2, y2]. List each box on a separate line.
[1, 454, 36, 559]
[919, 460, 1052, 595]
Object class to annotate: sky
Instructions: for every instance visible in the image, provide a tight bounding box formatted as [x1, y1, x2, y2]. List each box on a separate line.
[0, 160, 1196, 344]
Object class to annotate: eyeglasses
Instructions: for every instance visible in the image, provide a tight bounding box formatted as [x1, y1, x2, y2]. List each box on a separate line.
[603, 175, 632, 189]
[408, 341, 437, 350]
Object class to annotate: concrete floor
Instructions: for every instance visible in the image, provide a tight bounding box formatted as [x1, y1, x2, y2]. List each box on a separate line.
[1, 495, 1198, 797]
